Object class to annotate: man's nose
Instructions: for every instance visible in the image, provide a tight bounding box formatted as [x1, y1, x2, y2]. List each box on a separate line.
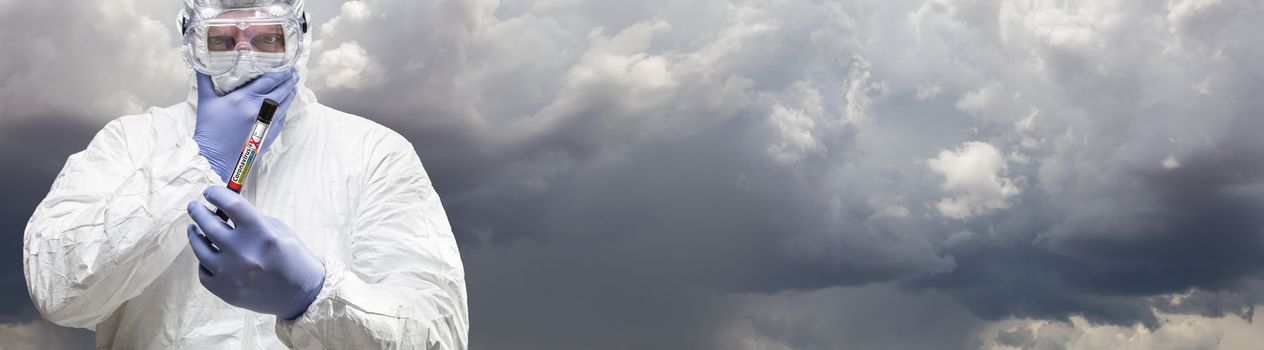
[234, 31, 254, 50]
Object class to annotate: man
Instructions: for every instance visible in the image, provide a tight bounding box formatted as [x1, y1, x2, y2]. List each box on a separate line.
[22, 0, 468, 348]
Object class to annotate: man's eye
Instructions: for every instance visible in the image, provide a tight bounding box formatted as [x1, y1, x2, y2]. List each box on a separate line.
[257, 35, 281, 45]
[209, 36, 231, 45]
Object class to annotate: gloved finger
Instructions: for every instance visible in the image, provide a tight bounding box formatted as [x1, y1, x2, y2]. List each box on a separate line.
[196, 73, 216, 98]
[267, 86, 298, 122]
[265, 83, 298, 110]
[188, 200, 234, 248]
[240, 70, 296, 97]
[262, 88, 297, 153]
[198, 264, 227, 295]
[202, 186, 263, 228]
[261, 73, 299, 102]
[187, 224, 221, 267]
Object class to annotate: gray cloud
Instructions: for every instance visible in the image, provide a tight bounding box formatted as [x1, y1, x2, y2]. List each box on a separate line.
[0, 0, 187, 123]
[720, 286, 986, 350]
[0, 117, 104, 319]
[0, 319, 94, 350]
[5, 0, 1264, 349]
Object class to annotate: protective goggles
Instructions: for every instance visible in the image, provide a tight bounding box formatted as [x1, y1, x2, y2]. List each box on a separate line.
[180, 6, 308, 75]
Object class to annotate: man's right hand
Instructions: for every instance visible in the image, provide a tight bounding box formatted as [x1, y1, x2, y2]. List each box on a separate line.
[194, 70, 299, 182]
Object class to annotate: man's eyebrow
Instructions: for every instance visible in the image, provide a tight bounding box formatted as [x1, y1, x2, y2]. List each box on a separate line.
[256, 26, 285, 33]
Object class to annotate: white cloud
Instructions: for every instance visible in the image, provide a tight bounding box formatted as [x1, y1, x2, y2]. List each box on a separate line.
[955, 81, 1027, 124]
[1167, 0, 1243, 39]
[310, 41, 384, 90]
[1163, 155, 1182, 170]
[977, 312, 1258, 350]
[916, 83, 945, 100]
[317, 1, 371, 36]
[767, 104, 822, 164]
[843, 56, 888, 125]
[533, 0, 583, 12]
[929, 141, 1021, 219]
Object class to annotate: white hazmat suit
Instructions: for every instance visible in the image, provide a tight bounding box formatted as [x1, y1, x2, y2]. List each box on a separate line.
[22, 31, 468, 350]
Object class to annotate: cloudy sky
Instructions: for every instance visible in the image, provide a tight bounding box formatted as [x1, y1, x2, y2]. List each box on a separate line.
[4, 0, 1264, 348]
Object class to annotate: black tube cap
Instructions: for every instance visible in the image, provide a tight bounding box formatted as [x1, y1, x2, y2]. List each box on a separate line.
[258, 99, 280, 124]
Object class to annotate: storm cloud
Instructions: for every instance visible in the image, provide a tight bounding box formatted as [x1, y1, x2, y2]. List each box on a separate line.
[4, 0, 1264, 349]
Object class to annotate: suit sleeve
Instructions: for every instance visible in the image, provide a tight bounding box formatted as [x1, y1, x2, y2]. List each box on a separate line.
[23, 117, 220, 329]
[275, 132, 469, 349]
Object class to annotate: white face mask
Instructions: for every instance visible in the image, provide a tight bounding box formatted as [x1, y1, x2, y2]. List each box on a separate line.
[207, 51, 287, 95]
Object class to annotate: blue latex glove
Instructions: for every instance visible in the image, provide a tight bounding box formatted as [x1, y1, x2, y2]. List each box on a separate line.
[194, 70, 299, 182]
[187, 186, 325, 320]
